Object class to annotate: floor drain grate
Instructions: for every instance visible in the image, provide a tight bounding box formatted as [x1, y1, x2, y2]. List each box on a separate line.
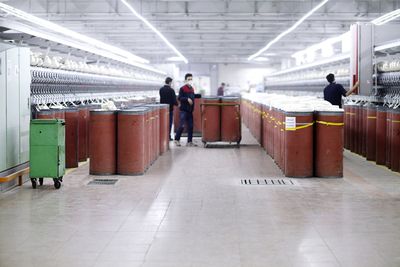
[204, 144, 240, 149]
[88, 179, 118, 185]
[241, 179, 297, 186]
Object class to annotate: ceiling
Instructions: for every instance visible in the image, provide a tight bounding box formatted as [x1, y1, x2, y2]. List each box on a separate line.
[3, 0, 400, 66]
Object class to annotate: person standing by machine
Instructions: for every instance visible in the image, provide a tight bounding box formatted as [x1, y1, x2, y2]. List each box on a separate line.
[174, 73, 197, 147]
[324, 73, 360, 108]
[217, 82, 226, 96]
[159, 77, 178, 141]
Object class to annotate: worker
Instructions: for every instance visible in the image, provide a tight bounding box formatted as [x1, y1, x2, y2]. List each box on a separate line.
[159, 77, 178, 140]
[324, 73, 360, 108]
[174, 73, 197, 147]
[217, 82, 225, 96]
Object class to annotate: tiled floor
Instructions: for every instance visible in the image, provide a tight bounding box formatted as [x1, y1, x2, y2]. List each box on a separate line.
[1, 127, 400, 267]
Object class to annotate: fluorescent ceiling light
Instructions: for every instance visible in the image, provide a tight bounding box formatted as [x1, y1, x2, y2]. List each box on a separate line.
[248, 0, 329, 61]
[291, 32, 348, 58]
[253, 57, 270, 62]
[263, 53, 278, 56]
[120, 0, 188, 64]
[371, 9, 400, 25]
[375, 40, 400, 52]
[269, 53, 349, 77]
[0, 3, 149, 64]
[321, 44, 334, 57]
[166, 56, 186, 62]
[0, 18, 166, 75]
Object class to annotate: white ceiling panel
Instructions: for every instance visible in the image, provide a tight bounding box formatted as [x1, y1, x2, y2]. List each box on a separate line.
[2, 0, 400, 65]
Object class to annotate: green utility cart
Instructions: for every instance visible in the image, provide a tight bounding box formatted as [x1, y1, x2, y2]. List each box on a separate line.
[30, 119, 65, 189]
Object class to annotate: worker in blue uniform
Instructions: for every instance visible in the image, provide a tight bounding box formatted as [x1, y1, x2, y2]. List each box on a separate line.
[324, 73, 360, 108]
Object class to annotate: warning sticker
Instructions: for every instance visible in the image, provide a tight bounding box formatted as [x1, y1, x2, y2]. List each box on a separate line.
[285, 117, 296, 130]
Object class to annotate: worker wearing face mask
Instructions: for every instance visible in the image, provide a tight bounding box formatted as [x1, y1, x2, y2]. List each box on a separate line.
[324, 73, 359, 108]
[174, 73, 197, 147]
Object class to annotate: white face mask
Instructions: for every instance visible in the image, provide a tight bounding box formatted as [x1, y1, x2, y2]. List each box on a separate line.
[187, 80, 193, 86]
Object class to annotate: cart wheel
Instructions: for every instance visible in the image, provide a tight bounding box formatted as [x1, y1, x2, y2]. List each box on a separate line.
[53, 179, 61, 189]
[39, 178, 44, 186]
[31, 178, 37, 189]
[59, 176, 63, 182]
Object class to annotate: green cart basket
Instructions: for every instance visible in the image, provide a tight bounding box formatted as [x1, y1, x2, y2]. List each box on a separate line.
[30, 119, 65, 189]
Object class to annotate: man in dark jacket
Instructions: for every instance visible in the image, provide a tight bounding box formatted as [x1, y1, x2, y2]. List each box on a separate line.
[159, 77, 178, 140]
[174, 73, 197, 147]
[324, 73, 359, 108]
[217, 83, 225, 96]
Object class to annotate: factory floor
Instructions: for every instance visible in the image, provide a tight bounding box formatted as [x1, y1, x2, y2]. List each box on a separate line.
[1, 127, 400, 267]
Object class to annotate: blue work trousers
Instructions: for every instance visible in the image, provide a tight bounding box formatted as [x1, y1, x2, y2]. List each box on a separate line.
[175, 111, 193, 142]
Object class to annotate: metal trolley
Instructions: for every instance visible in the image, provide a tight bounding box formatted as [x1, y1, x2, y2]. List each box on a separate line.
[201, 96, 242, 147]
[30, 119, 65, 189]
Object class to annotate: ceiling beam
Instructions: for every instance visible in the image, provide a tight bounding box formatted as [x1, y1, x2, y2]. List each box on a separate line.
[134, 50, 303, 55]
[31, 13, 378, 22]
[56, 25, 348, 33]
[116, 38, 327, 43]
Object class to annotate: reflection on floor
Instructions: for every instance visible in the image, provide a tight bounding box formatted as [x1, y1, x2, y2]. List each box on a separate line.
[1, 127, 400, 267]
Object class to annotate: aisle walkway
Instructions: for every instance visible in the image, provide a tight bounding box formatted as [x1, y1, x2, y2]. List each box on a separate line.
[1, 127, 400, 267]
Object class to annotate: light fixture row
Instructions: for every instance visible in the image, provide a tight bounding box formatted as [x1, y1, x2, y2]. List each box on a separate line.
[371, 9, 400, 26]
[248, 0, 330, 61]
[120, 0, 188, 64]
[0, 3, 150, 64]
[0, 1, 188, 71]
[1, 2, 399, 66]
[249, 3, 400, 62]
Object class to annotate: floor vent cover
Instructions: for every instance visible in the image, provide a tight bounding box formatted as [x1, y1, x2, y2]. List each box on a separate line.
[204, 144, 240, 149]
[88, 179, 118, 185]
[241, 179, 297, 186]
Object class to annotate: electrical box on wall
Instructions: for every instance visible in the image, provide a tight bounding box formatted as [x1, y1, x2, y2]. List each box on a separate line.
[0, 46, 30, 174]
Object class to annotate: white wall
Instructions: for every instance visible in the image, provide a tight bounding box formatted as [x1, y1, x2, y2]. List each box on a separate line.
[154, 63, 183, 94]
[155, 63, 180, 80]
[158, 63, 274, 95]
[218, 64, 274, 93]
[178, 63, 214, 95]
